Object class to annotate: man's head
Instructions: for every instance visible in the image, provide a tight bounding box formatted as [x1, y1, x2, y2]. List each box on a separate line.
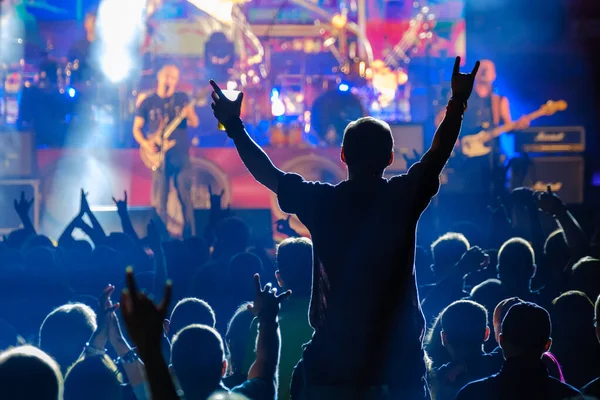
[475, 59, 496, 85]
[84, 10, 97, 35]
[440, 300, 490, 357]
[497, 238, 536, 290]
[170, 325, 226, 396]
[341, 117, 394, 176]
[571, 257, 600, 302]
[276, 237, 313, 296]
[64, 355, 123, 400]
[500, 302, 552, 359]
[493, 297, 523, 345]
[0, 345, 63, 400]
[164, 298, 216, 340]
[431, 232, 470, 278]
[39, 303, 97, 373]
[157, 65, 180, 97]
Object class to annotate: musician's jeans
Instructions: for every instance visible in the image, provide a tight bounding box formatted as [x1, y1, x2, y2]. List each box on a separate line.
[152, 159, 196, 238]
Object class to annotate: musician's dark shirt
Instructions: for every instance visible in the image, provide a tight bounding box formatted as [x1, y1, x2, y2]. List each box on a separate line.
[137, 92, 190, 167]
[462, 93, 494, 134]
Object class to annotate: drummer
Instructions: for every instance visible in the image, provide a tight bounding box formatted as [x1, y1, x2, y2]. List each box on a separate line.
[68, 9, 102, 85]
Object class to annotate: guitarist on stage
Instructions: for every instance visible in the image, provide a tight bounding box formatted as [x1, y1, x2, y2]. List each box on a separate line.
[435, 59, 530, 197]
[133, 64, 199, 237]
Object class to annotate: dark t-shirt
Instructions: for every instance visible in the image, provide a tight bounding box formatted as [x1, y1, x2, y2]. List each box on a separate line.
[582, 376, 600, 398]
[456, 358, 581, 400]
[276, 161, 440, 388]
[137, 92, 190, 167]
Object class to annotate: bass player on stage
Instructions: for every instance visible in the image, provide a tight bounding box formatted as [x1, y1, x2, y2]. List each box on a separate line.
[434, 59, 530, 204]
[133, 64, 199, 238]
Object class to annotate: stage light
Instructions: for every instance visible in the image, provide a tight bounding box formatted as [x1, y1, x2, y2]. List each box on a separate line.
[271, 89, 285, 117]
[100, 49, 133, 83]
[67, 87, 76, 98]
[338, 83, 350, 92]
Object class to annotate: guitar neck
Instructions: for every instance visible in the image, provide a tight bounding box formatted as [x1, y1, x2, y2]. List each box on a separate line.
[483, 108, 545, 141]
[161, 99, 198, 140]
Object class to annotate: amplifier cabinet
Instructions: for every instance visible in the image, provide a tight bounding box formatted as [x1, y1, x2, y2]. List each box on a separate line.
[0, 179, 40, 234]
[0, 129, 36, 178]
[512, 126, 585, 154]
[512, 156, 584, 204]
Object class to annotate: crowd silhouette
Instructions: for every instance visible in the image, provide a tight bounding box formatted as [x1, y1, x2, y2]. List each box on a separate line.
[0, 57, 599, 400]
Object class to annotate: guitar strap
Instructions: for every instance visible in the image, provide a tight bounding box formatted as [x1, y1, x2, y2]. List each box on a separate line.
[491, 94, 502, 127]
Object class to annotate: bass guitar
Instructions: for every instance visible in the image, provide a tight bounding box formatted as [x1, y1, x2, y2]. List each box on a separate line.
[140, 91, 207, 171]
[460, 100, 568, 158]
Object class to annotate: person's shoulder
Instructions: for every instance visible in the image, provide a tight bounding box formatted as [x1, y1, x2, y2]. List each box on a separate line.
[547, 376, 581, 396]
[455, 374, 499, 400]
[582, 376, 600, 396]
[231, 377, 275, 400]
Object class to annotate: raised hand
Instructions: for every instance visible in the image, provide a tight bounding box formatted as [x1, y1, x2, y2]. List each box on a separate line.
[80, 188, 91, 215]
[457, 246, 489, 275]
[402, 149, 422, 169]
[511, 187, 537, 208]
[275, 216, 298, 237]
[120, 267, 172, 360]
[247, 274, 291, 321]
[13, 191, 34, 217]
[89, 285, 120, 350]
[210, 80, 243, 128]
[536, 185, 565, 216]
[112, 191, 128, 214]
[451, 56, 480, 103]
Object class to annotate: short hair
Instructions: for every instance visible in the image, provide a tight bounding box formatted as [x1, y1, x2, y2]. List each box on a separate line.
[341, 117, 393, 174]
[551, 290, 594, 332]
[64, 355, 123, 400]
[571, 257, 600, 301]
[171, 325, 225, 392]
[493, 297, 524, 334]
[158, 64, 180, 77]
[431, 232, 470, 271]
[169, 298, 216, 338]
[497, 237, 536, 281]
[276, 237, 313, 295]
[39, 303, 97, 372]
[501, 302, 551, 356]
[0, 345, 63, 400]
[441, 300, 488, 348]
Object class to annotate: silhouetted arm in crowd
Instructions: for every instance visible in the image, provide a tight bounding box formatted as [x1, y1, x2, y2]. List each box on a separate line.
[79, 189, 107, 244]
[121, 268, 178, 400]
[203, 185, 232, 246]
[209, 80, 284, 193]
[275, 216, 300, 238]
[537, 185, 589, 258]
[511, 187, 546, 257]
[247, 274, 290, 386]
[112, 191, 140, 242]
[487, 196, 513, 249]
[13, 191, 36, 235]
[147, 221, 168, 300]
[417, 58, 480, 177]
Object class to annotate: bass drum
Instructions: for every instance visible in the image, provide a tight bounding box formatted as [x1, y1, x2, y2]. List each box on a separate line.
[310, 89, 366, 146]
[161, 156, 231, 238]
[269, 153, 345, 237]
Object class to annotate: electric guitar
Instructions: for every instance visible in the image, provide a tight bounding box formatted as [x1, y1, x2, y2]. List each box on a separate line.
[140, 91, 207, 171]
[460, 100, 568, 158]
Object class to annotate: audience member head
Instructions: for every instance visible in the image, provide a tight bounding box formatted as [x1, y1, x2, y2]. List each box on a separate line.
[213, 217, 250, 260]
[550, 291, 596, 351]
[470, 279, 505, 319]
[39, 303, 97, 372]
[164, 298, 216, 340]
[170, 325, 226, 398]
[544, 229, 571, 275]
[341, 117, 394, 176]
[229, 252, 263, 301]
[500, 302, 552, 359]
[440, 300, 490, 358]
[424, 311, 451, 369]
[450, 221, 484, 248]
[493, 297, 523, 345]
[497, 238, 536, 292]
[0, 345, 63, 400]
[225, 303, 254, 377]
[430, 232, 470, 278]
[571, 257, 600, 302]
[64, 355, 123, 400]
[276, 237, 313, 296]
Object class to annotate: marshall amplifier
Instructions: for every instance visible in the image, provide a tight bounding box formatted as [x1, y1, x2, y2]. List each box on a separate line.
[512, 126, 585, 154]
[511, 156, 584, 204]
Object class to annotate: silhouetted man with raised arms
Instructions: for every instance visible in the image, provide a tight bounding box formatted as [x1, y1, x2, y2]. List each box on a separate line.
[210, 57, 480, 399]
